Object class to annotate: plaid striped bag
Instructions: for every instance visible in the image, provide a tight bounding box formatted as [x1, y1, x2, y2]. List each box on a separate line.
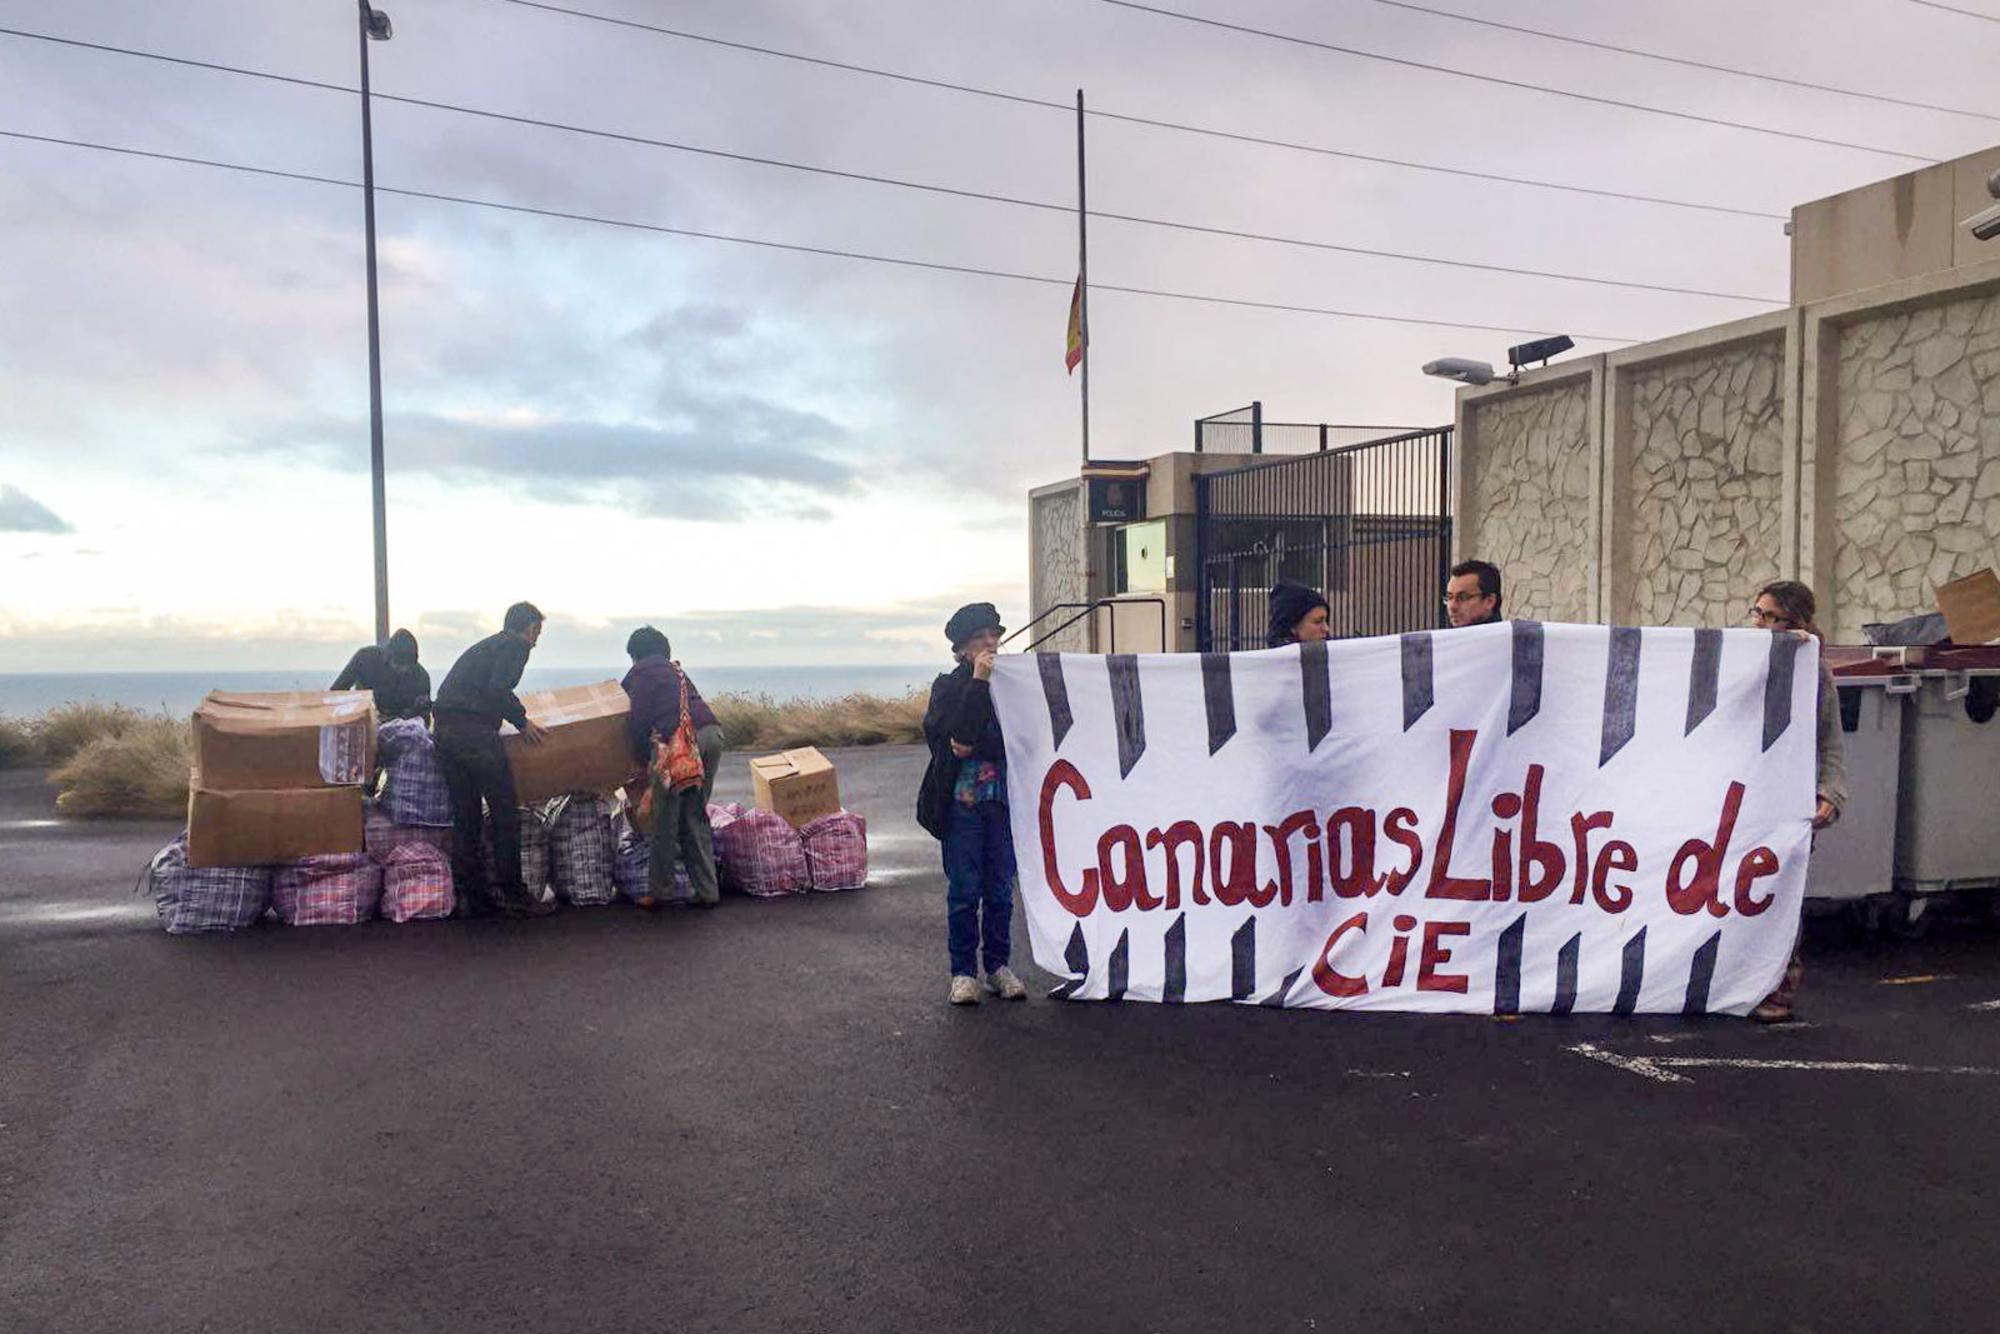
[273, 853, 384, 926]
[713, 808, 808, 897]
[800, 810, 869, 891]
[484, 805, 553, 901]
[380, 843, 454, 922]
[146, 834, 273, 935]
[365, 801, 451, 860]
[547, 793, 617, 906]
[376, 718, 453, 827]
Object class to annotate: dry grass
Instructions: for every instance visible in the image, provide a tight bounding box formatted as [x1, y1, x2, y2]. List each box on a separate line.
[32, 701, 148, 765]
[48, 715, 193, 819]
[0, 714, 35, 769]
[709, 690, 928, 751]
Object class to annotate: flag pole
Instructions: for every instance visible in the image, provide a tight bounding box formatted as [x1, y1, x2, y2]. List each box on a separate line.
[1076, 88, 1090, 466]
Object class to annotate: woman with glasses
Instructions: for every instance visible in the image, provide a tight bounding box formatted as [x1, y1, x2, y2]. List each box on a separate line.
[1745, 580, 1849, 1023]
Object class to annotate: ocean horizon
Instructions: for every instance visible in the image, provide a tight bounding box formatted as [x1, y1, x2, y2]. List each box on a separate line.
[0, 664, 941, 719]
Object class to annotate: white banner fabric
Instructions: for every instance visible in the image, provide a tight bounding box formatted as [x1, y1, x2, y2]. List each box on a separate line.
[991, 622, 1819, 1015]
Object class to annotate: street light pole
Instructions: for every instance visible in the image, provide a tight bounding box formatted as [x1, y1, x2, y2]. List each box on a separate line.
[358, 2, 392, 645]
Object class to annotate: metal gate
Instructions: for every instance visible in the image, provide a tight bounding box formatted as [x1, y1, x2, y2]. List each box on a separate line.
[1195, 427, 1453, 652]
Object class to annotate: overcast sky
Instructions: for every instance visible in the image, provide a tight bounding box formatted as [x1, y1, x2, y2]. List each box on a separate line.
[3, 0, 1997, 671]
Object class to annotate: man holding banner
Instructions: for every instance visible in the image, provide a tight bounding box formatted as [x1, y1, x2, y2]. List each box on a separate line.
[990, 620, 1820, 1015]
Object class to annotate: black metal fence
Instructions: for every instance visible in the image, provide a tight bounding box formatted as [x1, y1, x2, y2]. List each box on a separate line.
[1195, 401, 1420, 455]
[1195, 426, 1453, 652]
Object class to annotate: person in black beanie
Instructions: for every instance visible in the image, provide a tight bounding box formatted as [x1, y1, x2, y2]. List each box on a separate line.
[1267, 582, 1332, 648]
[918, 602, 1027, 1006]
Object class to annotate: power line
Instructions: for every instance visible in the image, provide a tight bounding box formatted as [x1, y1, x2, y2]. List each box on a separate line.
[1368, 0, 2000, 122]
[488, 0, 1782, 220]
[0, 27, 1781, 303]
[0, 127, 1639, 343]
[1906, 0, 2000, 22]
[1092, 0, 1941, 162]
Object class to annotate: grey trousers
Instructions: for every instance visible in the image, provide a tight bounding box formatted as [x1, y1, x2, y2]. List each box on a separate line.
[650, 722, 724, 904]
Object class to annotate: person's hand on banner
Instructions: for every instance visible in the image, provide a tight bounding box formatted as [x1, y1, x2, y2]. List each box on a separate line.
[1812, 798, 1838, 830]
[950, 740, 973, 759]
[972, 650, 997, 682]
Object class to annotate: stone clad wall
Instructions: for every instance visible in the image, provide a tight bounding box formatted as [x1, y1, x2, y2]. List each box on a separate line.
[1029, 485, 1090, 652]
[1830, 291, 2000, 640]
[1464, 382, 1593, 623]
[1625, 340, 1787, 626]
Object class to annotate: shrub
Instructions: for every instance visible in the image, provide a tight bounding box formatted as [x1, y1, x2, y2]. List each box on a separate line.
[33, 701, 146, 765]
[48, 716, 192, 819]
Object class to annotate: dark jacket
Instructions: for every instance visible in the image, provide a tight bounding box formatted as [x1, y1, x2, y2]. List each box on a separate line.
[620, 656, 719, 761]
[331, 646, 432, 722]
[917, 663, 1005, 839]
[433, 631, 533, 730]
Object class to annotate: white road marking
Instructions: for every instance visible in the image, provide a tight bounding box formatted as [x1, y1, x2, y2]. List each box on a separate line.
[1568, 1042, 2000, 1083]
[1966, 1000, 2000, 1012]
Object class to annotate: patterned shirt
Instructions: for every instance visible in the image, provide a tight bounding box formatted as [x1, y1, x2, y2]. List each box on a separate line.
[954, 757, 1004, 807]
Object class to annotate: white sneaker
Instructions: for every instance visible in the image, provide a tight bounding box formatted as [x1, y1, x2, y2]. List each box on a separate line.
[949, 975, 981, 1006]
[985, 966, 1027, 1001]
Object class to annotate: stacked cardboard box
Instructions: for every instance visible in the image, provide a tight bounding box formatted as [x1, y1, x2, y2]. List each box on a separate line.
[503, 680, 635, 805]
[187, 691, 375, 868]
[749, 747, 842, 829]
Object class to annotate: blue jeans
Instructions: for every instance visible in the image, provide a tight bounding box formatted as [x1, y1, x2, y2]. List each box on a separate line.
[943, 801, 1015, 978]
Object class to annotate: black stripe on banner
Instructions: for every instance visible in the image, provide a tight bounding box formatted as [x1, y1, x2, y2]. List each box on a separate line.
[1049, 922, 1089, 1000]
[1037, 653, 1073, 750]
[1261, 966, 1306, 1009]
[1683, 930, 1721, 1015]
[1231, 916, 1256, 1000]
[1200, 653, 1236, 756]
[1599, 627, 1644, 767]
[1508, 621, 1544, 736]
[1685, 628, 1722, 736]
[1106, 929, 1130, 1001]
[1163, 913, 1187, 1003]
[1614, 927, 1648, 1015]
[1763, 631, 1802, 753]
[1107, 654, 1147, 778]
[1301, 639, 1333, 752]
[1400, 632, 1435, 732]
[1494, 913, 1526, 1015]
[1552, 934, 1580, 1015]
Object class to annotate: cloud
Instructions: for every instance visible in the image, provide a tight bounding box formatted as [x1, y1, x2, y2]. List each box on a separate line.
[0, 485, 74, 533]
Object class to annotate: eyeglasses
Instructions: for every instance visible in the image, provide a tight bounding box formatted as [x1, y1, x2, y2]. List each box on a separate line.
[1747, 606, 1788, 626]
[1443, 592, 1489, 605]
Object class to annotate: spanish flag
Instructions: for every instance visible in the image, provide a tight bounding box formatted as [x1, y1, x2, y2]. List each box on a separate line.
[1064, 278, 1086, 374]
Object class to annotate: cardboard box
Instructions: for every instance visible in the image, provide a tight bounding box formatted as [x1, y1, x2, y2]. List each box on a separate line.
[503, 680, 634, 805]
[192, 690, 377, 791]
[1937, 568, 2000, 647]
[187, 784, 365, 868]
[749, 747, 842, 829]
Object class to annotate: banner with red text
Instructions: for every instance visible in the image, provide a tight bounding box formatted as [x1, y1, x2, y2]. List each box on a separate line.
[990, 622, 1818, 1014]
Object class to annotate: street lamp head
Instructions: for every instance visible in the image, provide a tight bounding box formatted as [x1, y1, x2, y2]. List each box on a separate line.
[1421, 357, 1496, 386]
[364, 5, 393, 40]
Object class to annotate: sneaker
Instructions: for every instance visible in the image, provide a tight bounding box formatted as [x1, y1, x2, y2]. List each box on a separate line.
[502, 896, 558, 919]
[985, 966, 1028, 1001]
[948, 975, 981, 1006]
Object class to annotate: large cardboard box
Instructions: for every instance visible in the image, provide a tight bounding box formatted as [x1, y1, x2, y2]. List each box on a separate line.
[187, 784, 366, 868]
[503, 680, 634, 805]
[192, 690, 377, 791]
[1937, 568, 2000, 647]
[749, 747, 842, 829]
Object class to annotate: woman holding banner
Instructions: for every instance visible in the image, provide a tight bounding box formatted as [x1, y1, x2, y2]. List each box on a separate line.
[1746, 580, 1849, 1024]
[1266, 582, 1332, 648]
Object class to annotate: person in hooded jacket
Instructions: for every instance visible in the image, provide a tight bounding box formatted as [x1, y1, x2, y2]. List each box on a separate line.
[621, 626, 724, 909]
[1266, 582, 1332, 648]
[332, 628, 431, 722]
[919, 602, 1027, 1006]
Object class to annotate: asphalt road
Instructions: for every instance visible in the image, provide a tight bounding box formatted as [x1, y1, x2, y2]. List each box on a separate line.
[5, 749, 2000, 1333]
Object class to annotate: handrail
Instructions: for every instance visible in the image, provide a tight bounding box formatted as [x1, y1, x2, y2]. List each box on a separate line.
[1002, 596, 1169, 654]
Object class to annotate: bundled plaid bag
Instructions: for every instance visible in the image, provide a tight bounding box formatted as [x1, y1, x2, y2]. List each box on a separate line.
[376, 718, 453, 827]
[145, 834, 273, 935]
[380, 843, 454, 922]
[365, 801, 451, 859]
[273, 853, 384, 926]
[713, 808, 809, 897]
[484, 805, 552, 901]
[547, 793, 617, 906]
[800, 810, 869, 892]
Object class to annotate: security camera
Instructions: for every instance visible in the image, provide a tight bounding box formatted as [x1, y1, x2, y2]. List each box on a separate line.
[1422, 357, 1496, 386]
[1964, 169, 2000, 242]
